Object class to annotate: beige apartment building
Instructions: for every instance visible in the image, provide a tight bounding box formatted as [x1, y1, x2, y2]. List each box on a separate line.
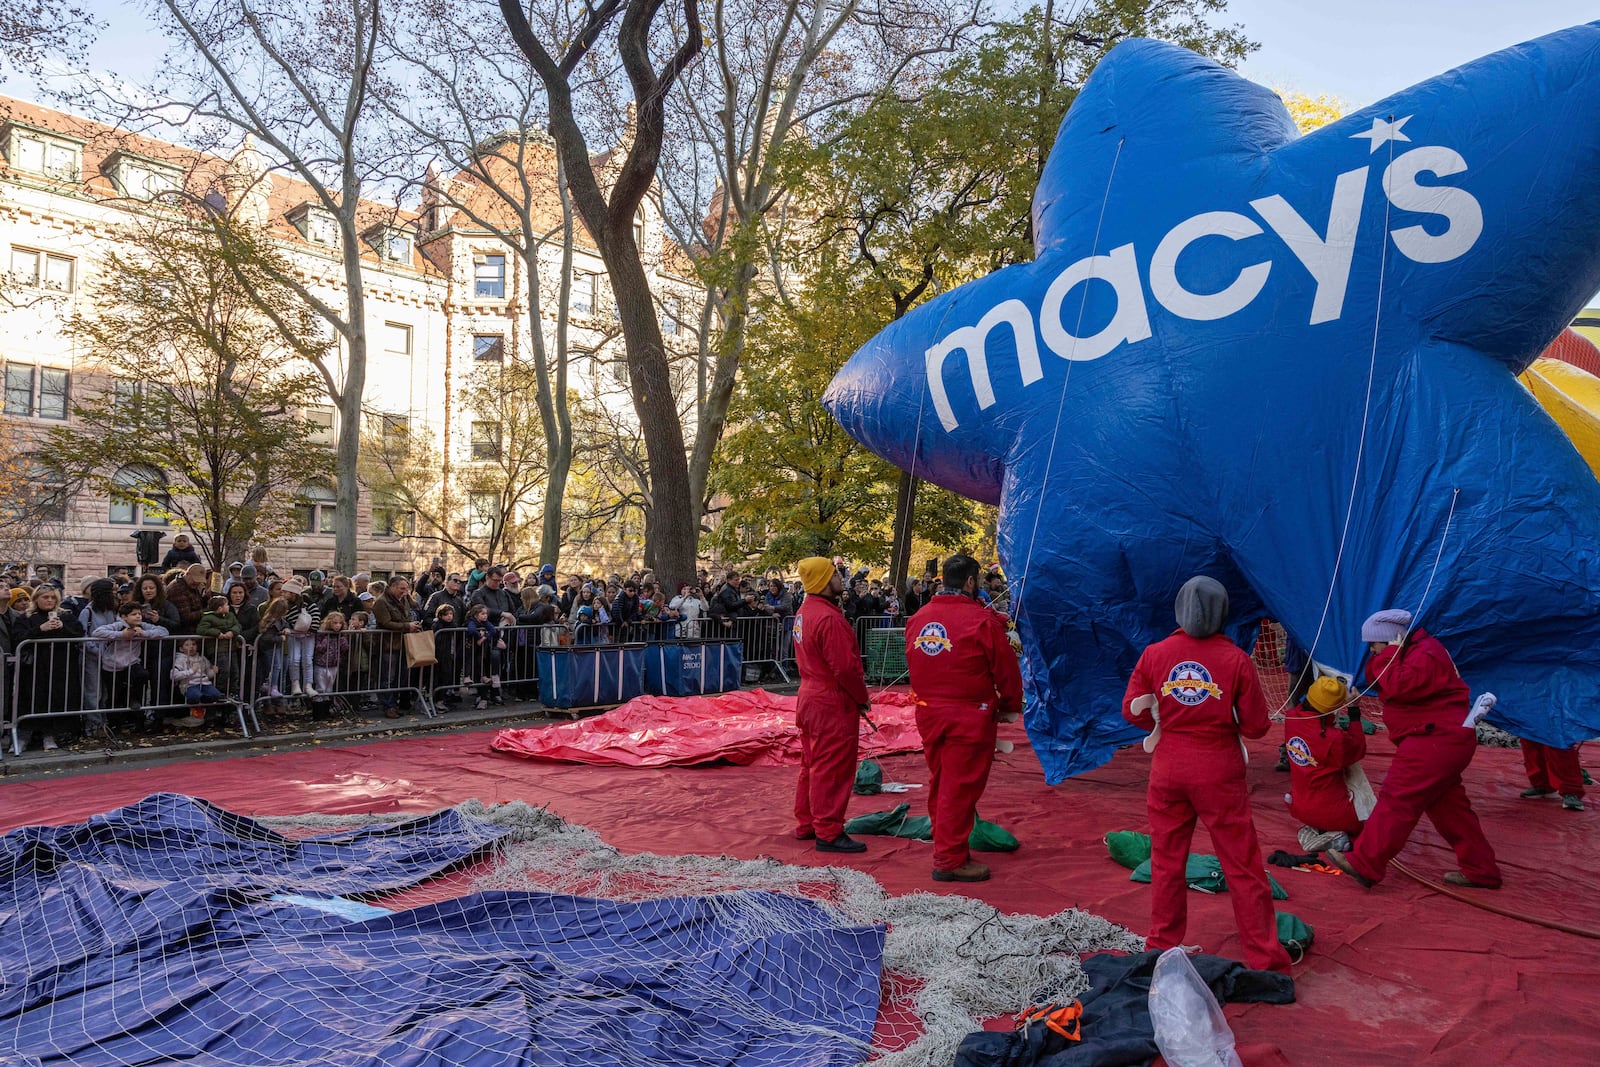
[0, 95, 699, 583]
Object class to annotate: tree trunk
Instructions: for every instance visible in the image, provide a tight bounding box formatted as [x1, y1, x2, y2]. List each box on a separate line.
[687, 256, 757, 521]
[334, 250, 367, 576]
[604, 229, 697, 591]
[889, 469, 918, 591]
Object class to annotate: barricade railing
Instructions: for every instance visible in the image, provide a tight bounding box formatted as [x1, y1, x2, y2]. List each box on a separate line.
[713, 614, 790, 682]
[851, 614, 901, 655]
[427, 622, 559, 709]
[566, 618, 690, 646]
[246, 628, 435, 720]
[8, 633, 251, 755]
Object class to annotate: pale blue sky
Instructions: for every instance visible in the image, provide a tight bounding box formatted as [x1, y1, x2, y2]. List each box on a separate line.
[1229, 0, 1599, 106]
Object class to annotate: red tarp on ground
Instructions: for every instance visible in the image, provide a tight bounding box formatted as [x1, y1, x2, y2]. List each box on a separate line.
[2, 724, 1597, 1065]
[490, 688, 925, 767]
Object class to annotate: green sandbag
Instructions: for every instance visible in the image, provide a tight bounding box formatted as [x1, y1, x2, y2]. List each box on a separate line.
[1277, 911, 1314, 957]
[844, 803, 925, 838]
[970, 816, 1019, 852]
[1130, 853, 1289, 899]
[853, 759, 884, 795]
[1106, 830, 1154, 870]
[845, 804, 1019, 850]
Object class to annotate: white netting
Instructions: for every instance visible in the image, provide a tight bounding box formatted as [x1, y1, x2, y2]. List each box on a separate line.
[2, 798, 1141, 1066]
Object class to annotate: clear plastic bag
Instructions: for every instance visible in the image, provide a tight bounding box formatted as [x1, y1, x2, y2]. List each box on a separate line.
[1149, 947, 1243, 1067]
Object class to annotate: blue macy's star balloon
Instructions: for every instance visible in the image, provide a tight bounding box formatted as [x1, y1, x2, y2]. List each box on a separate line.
[823, 25, 1600, 782]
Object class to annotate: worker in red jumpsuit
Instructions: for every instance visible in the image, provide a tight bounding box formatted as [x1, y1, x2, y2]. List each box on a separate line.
[904, 553, 1023, 883]
[1326, 609, 1502, 889]
[1283, 675, 1368, 851]
[1122, 576, 1291, 974]
[1519, 739, 1586, 812]
[790, 556, 873, 854]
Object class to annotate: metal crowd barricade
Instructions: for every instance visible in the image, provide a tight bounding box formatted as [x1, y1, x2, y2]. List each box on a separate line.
[427, 622, 559, 708]
[851, 614, 899, 656]
[718, 614, 791, 683]
[247, 628, 435, 720]
[8, 633, 251, 755]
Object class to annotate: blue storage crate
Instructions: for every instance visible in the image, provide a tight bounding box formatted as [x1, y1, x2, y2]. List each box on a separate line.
[644, 640, 743, 696]
[537, 643, 646, 709]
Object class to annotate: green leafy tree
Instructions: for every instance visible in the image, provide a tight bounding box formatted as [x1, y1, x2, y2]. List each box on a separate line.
[780, 1, 1253, 588]
[708, 274, 979, 570]
[45, 214, 332, 569]
[359, 361, 551, 570]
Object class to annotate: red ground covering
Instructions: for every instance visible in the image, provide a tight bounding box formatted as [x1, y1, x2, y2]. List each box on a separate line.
[491, 688, 924, 766]
[2, 724, 1596, 1066]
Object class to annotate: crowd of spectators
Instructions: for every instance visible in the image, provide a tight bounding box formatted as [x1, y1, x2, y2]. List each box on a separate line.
[0, 542, 1009, 753]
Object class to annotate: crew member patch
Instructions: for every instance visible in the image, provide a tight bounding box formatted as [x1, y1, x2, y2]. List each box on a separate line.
[913, 621, 954, 656]
[1286, 736, 1317, 767]
[791, 615, 803, 645]
[1160, 660, 1222, 705]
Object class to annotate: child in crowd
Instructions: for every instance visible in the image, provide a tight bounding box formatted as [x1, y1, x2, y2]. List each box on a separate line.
[170, 636, 226, 730]
[464, 603, 505, 709]
[92, 602, 169, 731]
[257, 597, 291, 700]
[313, 611, 350, 698]
[432, 604, 464, 710]
[467, 558, 489, 593]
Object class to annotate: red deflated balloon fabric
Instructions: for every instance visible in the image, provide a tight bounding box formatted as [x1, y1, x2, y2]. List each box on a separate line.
[490, 688, 925, 767]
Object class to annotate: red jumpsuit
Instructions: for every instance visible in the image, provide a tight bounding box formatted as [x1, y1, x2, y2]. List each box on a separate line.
[1123, 630, 1291, 973]
[1521, 740, 1585, 797]
[1344, 629, 1500, 886]
[904, 593, 1024, 872]
[1283, 706, 1367, 835]
[790, 594, 871, 841]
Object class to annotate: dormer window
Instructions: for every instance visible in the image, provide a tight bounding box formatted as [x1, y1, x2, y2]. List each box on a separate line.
[2, 121, 82, 182]
[103, 150, 182, 201]
[287, 202, 340, 246]
[364, 224, 412, 264]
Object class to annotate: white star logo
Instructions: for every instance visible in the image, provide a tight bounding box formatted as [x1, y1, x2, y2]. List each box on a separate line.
[1351, 115, 1413, 153]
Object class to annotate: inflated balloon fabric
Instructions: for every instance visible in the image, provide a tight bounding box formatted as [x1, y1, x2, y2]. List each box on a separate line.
[823, 26, 1600, 781]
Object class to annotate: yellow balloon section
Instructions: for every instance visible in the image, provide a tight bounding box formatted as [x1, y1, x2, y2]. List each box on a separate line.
[1523, 354, 1600, 483]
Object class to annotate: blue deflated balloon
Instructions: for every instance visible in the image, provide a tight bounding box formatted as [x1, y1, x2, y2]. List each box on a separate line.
[824, 25, 1600, 781]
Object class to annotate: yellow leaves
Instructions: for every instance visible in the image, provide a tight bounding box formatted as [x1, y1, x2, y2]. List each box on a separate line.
[1276, 90, 1347, 134]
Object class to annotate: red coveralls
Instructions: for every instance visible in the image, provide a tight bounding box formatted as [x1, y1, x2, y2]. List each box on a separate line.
[1344, 629, 1501, 886]
[790, 594, 871, 841]
[1521, 740, 1585, 797]
[1123, 630, 1291, 973]
[1283, 706, 1367, 835]
[904, 594, 1024, 872]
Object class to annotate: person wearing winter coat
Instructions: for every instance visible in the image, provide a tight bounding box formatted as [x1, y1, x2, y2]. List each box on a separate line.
[171, 636, 227, 729]
[12, 585, 85, 750]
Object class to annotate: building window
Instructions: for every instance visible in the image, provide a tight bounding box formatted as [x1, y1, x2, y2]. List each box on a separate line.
[474, 253, 506, 299]
[104, 152, 181, 200]
[7, 129, 80, 181]
[609, 358, 630, 389]
[368, 227, 412, 263]
[109, 464, 169, 526]
[633, 210, 646, 250]
[382, 321, 412, 356]
[379, 413, 410, 447]
[8, 248, 74, 292]
[661, 294, 682, 336]
[467, 491, 499, 540]
[473, 334, 504, 361]
[3, 457, 68, 524]
[293, 483, 337, 534]
[304, 406, 335, 446]
[288, 203, 339, 246]
[371, 492, 415, 537]
[470, 420, 502, 460]
[3, 364, 69, 419]
[572, 271, 595, 315]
